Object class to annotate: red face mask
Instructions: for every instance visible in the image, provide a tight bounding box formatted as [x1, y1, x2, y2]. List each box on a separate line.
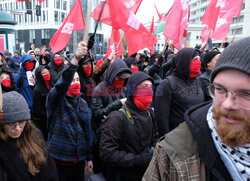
[133, 87, 153, 110]
[112, 78, 125, 88]
[24, 61, 35, 71]
[189, 59, 201, 79]
[42, 73, 51, 89]
[1, 79, 11, 87]
[96, 59, 104, 67]
[131, 66, 138, 73]
[54, 57, 62, 67]
[83, 65, 92, 77]
[66, 83, 81, 97]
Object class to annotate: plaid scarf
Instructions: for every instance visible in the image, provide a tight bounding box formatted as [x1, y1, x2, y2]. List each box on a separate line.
[207, 106, 250, 181]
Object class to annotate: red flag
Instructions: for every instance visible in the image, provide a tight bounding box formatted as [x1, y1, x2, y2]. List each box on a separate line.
[37, 0, 47, 2]
[105, 29, 124, 60]
[109, 0, 157, 56]
[201, 0, 243, 42]
[163, 0, 190, 50]
[149, 16, 155, 54]
[154, 4, 163, 20]
[49, 0, 85, 53]
[91, 0, 143, 29]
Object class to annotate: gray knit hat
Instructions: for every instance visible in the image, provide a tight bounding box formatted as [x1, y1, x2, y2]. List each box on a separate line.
[211, 37, 250, 82]
[0, 91, 30, 125]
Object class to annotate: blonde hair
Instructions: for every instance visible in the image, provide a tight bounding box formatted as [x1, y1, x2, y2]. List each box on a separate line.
[0, 120, 47, 175]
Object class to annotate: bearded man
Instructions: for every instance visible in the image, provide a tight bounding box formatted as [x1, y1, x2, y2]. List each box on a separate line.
[143, 37, 250, 181]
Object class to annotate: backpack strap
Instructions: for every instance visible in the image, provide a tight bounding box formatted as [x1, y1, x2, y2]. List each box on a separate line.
[166, 75, 176, 94]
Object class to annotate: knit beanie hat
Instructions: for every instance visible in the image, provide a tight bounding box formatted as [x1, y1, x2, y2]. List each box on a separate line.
[211, 37, 250, 82]
[203, 51, 220, 68]
[0, 91, 30, 125]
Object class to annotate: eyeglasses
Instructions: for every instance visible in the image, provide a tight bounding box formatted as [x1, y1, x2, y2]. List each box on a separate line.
[208, 84, 250, 110]
[5, 120, 27, 129]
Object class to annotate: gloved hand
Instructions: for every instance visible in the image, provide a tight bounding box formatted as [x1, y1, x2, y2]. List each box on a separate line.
[134, 148, 154, 167]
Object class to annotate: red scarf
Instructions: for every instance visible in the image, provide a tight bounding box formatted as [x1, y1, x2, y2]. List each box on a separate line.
[189, 59, 201, 79]
[66, 83, 81, 97]
[131, 66, 138, 73]
[42, 73, 50, 89]
[54, 57, 62, 67]
[83, 65, 92, 77]
[133, 87, 153, 110]
[24, 61, 35, 71]
[112, 78, 125, 89]
[1, 79, 11, 87]
[96, 59, 104, 67]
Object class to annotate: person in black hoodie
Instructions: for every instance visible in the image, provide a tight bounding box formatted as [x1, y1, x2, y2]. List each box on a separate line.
[100, 71, 158, 181]
[48, 52, 64, 86]
[0, 68, 17, 93]
[124, 56, 139, 73]
[155, 48, 204, 136]
[77, 56, 95, 107]
[90, 58, 132, 173]
[32, 65, 52, 141]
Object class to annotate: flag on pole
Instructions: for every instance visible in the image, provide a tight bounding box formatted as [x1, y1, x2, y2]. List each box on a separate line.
[49, 0, 85, 53]
[163, 0, 190, 50]
[108, 0, 157, 56]
[201, 0, 243, 43]
[105, 29, 124, 60]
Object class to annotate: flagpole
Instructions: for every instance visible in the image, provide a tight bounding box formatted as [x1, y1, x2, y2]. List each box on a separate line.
[116, 34, 124, 50]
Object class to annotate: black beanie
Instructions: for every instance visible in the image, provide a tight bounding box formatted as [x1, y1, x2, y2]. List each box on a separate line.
[203, 51, 220, 68]
[211, 37, 250, 82]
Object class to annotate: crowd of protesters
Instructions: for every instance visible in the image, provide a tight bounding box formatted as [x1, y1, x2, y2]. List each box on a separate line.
[0, 36, 249, 181]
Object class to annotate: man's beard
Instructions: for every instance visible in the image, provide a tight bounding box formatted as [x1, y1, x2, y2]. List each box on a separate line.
[213, 109, 250, 148]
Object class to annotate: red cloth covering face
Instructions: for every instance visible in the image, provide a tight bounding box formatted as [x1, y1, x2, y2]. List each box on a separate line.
[131, 66, 138, 73]
[189, 59, 201, 79]
[66, 83, 81, 97]
[1, 79, 11, 87]
[112, 78, 125, 89]
[133, 87, 153, 110]
[96, 59, 104, 67]
[83, 65, 92, 77]
[24, 61, 35, 71]
[42, 73, 51, 89]
[54, 57, 62, 67]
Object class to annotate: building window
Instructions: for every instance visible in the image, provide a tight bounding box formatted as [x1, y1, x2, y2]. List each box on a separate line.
[61, 12, 65, 22]
[29, 30, 35, 40]
[42, 29, 50, 39]
[55, 11, 58, 23]
[63, 0, 67, 10]
[55, 0, 60, 9]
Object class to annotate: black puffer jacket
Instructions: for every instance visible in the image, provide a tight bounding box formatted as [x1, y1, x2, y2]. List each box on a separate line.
[47, 56, 64, 86]
[99, 71, 158, 181]
[155, 48, 204, 136]
[32, 65, 52, 140]
[199, 68, 212, 101]
[90, 59, 131, 130]
[0, 139, 58, 181]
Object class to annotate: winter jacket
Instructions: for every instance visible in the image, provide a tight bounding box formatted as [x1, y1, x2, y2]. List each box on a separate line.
[47, 63, 94, 162]
[144, 64, 162, 85]
[12, 55, 21, 72]
[91, 59, 131, 130]
[199, 68, 212, 101]
[77, 59, 96, 107]
[92, 59, 110, 85]
[14, 54, 36, 115]
[155, 48, 204, 136]
[143, 102, 232, 181]
[47, 57, 64, 86]
[6, 57, 15, 72]
[32, 65, 52, 140]
[0, 139, 58, 181]
[0, 68, 17, 93]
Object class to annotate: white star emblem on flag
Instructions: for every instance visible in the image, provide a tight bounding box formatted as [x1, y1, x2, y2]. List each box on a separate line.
[126, 12, 140, 30]
[61, 23, 74, 34]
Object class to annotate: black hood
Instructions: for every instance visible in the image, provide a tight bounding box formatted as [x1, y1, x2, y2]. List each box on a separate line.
[51, 54, 64, 69]
[124, 57, 137, 68]
[126, 71, 153, 101]
[35, 65, 51, 88]
[103, 58, 132, 85]
[0, 68, 17, 92]
[39, 54, 51, 65]
[172, 48, 199, 80]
